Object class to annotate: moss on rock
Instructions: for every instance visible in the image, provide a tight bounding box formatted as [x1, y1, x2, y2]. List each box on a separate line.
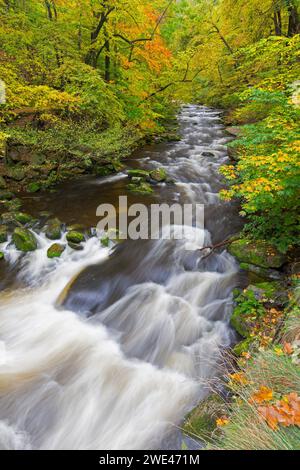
[150, 168, 167, 182]
[14, 212, 34, 225]
[127, 181, 154, 195]
[0, 251, 4, 260]
[45, 218, 62, 240]
[183, 394, 227, 440]
[47, 243, 66, 259]
[27, 182, 41, 193]
[0, 225, 8, 243]
[229, 238, 286, 269]
[66, 230, 85, 244]
[13, 228, 37, 252]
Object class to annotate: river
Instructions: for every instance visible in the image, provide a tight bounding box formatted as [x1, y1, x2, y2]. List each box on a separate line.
[0, 105, 243, 450]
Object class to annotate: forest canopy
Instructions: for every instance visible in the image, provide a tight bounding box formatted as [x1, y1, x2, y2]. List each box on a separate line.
[0, 0, 299, 248]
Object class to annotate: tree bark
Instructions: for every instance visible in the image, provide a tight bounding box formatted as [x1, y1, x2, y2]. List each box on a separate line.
[287, 4, 300, 37]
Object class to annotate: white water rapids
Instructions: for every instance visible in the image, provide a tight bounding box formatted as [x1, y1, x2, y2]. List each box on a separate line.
[0, 106, 240, 450]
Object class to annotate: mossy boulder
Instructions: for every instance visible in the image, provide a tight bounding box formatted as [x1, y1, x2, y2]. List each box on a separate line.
[66, 230, 85, 244]
[228, 239, 286, 269]
[0, 251, 4, 260]
[240, 262, 282, 282]
[0, 225, 8, 243]
[127, 181, 154, 195]
[0, 176, 7, 189]
[149, 168, 167, 182]
[12, 228, 37, 252]
[0, 212, 15, 224]
[231, 308, 251, 338]
[14, 212, 34, 225]
[45, 218, 62, 240]
[127, 169, 150, 179]
[233, 338, 253, 356]
[27, 182, 41, 193]
[47, 243, 66, 259]
[0, 190, 14, 201]
[183, 394, 227, 440]
[3, 198, 22, 211]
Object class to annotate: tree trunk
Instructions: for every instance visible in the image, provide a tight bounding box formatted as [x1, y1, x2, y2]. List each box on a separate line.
[104, 37, 110, 82]
[287, 5, 300, 37]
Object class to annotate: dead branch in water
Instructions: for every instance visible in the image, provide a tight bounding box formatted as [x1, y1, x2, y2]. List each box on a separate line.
[198, 237, 240, 259]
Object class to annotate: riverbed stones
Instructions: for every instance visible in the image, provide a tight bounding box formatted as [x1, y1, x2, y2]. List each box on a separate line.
[45, 218, 62, 240]
[47, 243, 66, 259]
[127, 169, 150, 179]
[68, 241, 84, 251]
[12, 228, 37, 252]
[127, 181, 154, 195]
[2, 198, 22, 211]
[0, 176, 7, 189]
[66, 230, 85, 244]
[228, 239, 286, 269]
[14, 212, 34, 225]
[149, 168, 167, 182]
[0, 190, 14, 201]
[0, 252, 4, 260]
[27, 182, 41, 193]
[0, 225, 8, 243]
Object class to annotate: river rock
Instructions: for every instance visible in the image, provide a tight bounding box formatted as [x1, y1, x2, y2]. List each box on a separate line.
[149, 168, 167, 182]
[127, 181, 154, 195]
[127, 169, 150, 179]
[47, 243, 66, 259]
[66, 230, 85, 244]
[0, 225, 8, 243]
[14, 212, 34, 225]
[240, 262, 283, 282]
[2, 198, 22, 211]
[13, 228, 37, 252]
[45, 218, 62, 240]
[0, 212, 15, 224]
[0, 176, 7, 189]
[229, 238, 286, 269]
[27, 182, 41, 193]
[0, 251, 4, 260]
[68, 241, 84, 251]
[0, 190, 14, 201]
[201, 152, 215, 158]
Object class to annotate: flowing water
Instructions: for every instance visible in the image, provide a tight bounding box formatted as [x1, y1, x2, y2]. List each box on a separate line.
[0, 106, 244, 450]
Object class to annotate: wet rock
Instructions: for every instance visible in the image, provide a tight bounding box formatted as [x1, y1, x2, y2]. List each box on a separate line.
[13, 228, 37, 252]
[227, 146, 239, 161]
[0, 176, 7, 189]
[47, 243, 66, 259]
[27, 182, 41, 193]
[149, 168, 167, 182]
[2, 198, 22, 211]
[6, 167, 26, 181]
[0, 212, 16, 224]
[229, 238, 286, 269]
[68, 241, 84, 251]
[240, 262, 283, 282]
[0, 225, 8, 243]
[226, 126, 242, 137]
[0, 190, 14, 201]
[127, 181, 154, 195]
[127, 169, 150, 179]
[201, 152, 215, 158]
[0, 251, 4, 260]
[45, 218, 62, 240]
[66, 230, 85, 244]
[231, 308, 250, 338]
[14, 212, 35, 225]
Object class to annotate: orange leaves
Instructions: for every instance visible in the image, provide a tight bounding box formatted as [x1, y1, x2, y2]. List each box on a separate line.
[258, 393, 300, 431]
[250, 386, 273, 404]
[283, 342, 294, 355]
[216, 416, 229, 427]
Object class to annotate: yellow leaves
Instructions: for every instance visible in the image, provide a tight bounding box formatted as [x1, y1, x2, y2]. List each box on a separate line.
[216, 416, 229, 427]
[250, 386, 273, 404]
[229, 372, 249, 385]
